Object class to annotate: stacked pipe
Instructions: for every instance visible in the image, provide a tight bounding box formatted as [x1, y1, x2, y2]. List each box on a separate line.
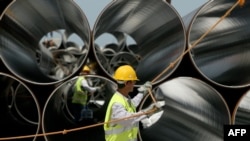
[0, 73, 40, 141]
[186, 0, 250, 126]
[0, 0, 249, 141]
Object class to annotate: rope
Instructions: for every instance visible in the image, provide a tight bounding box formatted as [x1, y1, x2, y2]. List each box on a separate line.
[149, 0, 245, 104]
[152, 0, 244, 83]
[0, 0, 245, 140]
[149, 0, 245, 105]
[0, 107, 157, 140]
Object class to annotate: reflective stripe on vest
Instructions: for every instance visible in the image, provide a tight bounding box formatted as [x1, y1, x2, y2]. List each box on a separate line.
[104, 93, 137, 141]
[71, 76, 87, 105]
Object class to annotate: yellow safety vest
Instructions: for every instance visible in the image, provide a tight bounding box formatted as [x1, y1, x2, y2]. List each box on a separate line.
[71, 76, 88, 105]
[104, 92, 138, 141]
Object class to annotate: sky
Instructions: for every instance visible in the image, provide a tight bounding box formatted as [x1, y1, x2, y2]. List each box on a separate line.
[74, 0, 209, 29]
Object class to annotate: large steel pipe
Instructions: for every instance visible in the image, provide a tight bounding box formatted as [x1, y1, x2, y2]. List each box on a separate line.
[0, 0, 91, 85]
[139, 77, 231, 141]
[187, 0, 250, 88]
[93, 0, 186, 85]
[232, 89, 250, 124]
[42, 75, 117, 141]
[0, 73, 41, 141]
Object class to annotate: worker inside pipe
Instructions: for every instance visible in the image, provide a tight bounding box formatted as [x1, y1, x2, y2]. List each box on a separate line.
[104, 65, 165, 141]
[70, 65, 102, 123]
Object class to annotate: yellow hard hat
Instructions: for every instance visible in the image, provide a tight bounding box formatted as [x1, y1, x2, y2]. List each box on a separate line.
[113, 65, 139, 81]
[82, 65, 90, 72]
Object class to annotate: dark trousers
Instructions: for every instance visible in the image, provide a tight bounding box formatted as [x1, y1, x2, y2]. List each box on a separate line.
[71, 103, 84, 122]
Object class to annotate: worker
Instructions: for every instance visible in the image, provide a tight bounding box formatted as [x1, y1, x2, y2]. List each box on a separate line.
[42, 39, 57, 48]
[104, 65, 164, 141]
[71, 65, 101, 122]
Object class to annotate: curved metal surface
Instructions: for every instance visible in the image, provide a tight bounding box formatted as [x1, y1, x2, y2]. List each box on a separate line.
[188, 0, 250, 88]
[232, 89, 250, 124]
[93, 0, 186, 85]
[139, 77, 230, 141]
[0, 73, 40, 141]
[0, 0, 91, 85]
[42, 75, 117, 141]
[0, 0, 13, 20]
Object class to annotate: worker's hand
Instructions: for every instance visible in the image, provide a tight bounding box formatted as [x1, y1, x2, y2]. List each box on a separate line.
[141, 103, 155, 113]
[144, 81, 152, 89]
[141, 110, 164, 128]
[154, 101, 165, 109]
[140, 118, 152, 128]
[137, 81, 152, 95]
[142, 101, 165, 114]
[137, 85, 147, 95]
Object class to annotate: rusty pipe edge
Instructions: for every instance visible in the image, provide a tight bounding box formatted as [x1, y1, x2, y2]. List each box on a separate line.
[138, 77, 231, 141]
[0, 73, 41, 141]
[187, 0, 250, 88]
[41, 75, 117, 141]
[92, 0, 186, 86]
[232, 89, 250, 125]
[0, 0, 91, 85]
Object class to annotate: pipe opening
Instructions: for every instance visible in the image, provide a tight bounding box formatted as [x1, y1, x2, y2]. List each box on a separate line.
[0, 73, 40, 141]
[139, 77, 231, 141]
[0, 0, 91, 85]
[42, 75, 117, 141]
[233, 89, 250, 124]
[188, 0, 250, 88]
[93, 0, 186, 85]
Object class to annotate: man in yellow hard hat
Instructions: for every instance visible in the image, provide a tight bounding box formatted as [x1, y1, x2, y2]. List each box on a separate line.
[81, 65, 91, 74]
[103, 65, 163, 141]
[71, 65, 101, 122]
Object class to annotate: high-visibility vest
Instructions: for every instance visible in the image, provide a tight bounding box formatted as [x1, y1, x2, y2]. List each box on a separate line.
[71, 76, 88, 105]
[104, 92, 138, 141]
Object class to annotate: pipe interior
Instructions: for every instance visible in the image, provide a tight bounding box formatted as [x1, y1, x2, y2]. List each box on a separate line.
[0, 0, 91, 85]
[233, 89, 250, 124]
[139, 77, 231, 141]
[0, 73, 40, 140]
[188, 0, 250, 88]
[93, 0, 186, 85]
[42, 75, 117, 141]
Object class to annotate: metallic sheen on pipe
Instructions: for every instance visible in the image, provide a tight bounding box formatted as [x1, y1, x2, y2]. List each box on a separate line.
[139, 77, 231, 141]
[93, 0, 186, 85]
[233, 89, 250, 124]
[0, 73, 41, 141]
[187, 0, 250, 88]
[0, 0, 91, 85]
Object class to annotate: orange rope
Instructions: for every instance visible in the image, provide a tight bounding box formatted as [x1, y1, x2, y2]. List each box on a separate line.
[0, 0, 245, 140]
[149, 0, 244, 104]
[152, 0, 243, 83]
[0, 108, 157, 140]
[238, 0, 245, 7]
